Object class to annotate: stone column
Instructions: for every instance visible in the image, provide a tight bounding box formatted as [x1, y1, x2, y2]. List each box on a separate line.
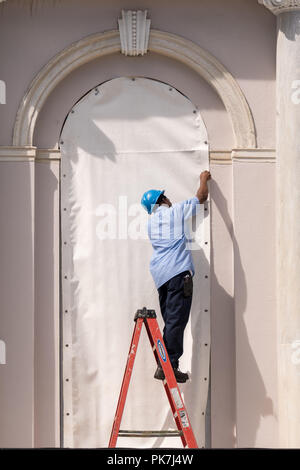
[259, 0, 300, 447]
[0, 146, 36, 447]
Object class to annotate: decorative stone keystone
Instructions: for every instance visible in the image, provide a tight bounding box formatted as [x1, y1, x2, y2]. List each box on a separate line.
[118, 10, 151, 56]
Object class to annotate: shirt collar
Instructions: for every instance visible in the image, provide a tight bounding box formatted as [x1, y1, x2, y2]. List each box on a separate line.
[154, 204, 169, 213]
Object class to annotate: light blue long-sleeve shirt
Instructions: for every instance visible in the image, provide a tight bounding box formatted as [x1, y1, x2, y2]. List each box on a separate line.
[147, 196, 201, 289]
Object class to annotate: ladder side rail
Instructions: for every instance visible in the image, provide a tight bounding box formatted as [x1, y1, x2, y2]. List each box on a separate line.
[163, 380, 187, 448]
[146, 317, 198, 449]
[145, 318, 178, 387]
[108, 317, 143, 447]
[145, 318, 188, 447]
[143, 318, 160, 366]
[145, 319, 187, 447]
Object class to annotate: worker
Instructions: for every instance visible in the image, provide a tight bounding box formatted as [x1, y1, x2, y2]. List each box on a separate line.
[141, 170, 211, 383]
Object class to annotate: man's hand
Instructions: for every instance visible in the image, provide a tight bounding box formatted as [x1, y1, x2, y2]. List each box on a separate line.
[197, 171, 211, 203]
[200, 170, 211, 182]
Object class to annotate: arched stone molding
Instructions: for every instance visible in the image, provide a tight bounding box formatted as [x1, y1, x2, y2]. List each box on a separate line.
[13, 29, 256, 149]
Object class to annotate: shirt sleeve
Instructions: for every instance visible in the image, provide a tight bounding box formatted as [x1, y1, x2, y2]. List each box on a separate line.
[174, 196, 201, 220]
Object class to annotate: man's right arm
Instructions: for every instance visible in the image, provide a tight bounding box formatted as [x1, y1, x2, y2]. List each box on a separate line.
[196, 171, 211, 203]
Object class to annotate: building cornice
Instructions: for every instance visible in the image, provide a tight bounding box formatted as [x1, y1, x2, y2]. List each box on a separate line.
[258, 0, 300, 14]
[0, 146, 36, 162]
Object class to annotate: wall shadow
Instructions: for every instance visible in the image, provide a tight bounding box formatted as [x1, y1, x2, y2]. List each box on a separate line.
[208, 179, 274, 446]
[153, 176, 275, 448]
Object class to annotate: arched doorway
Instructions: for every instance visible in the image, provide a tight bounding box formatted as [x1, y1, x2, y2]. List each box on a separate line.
[60, 77, 210, 448]
[13, 30, 256, 149]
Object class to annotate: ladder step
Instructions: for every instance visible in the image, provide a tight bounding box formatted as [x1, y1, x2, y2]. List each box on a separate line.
[118, 429, 183, 438]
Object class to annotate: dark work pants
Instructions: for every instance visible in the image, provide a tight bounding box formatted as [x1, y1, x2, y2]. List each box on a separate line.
[158, 270, 193, 369]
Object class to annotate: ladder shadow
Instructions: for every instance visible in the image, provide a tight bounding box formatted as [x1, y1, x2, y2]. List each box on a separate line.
[151, 402, 183, 449]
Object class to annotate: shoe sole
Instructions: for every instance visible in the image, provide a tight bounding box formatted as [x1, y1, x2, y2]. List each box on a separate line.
[176, 378, 188, 383]
[154, 374, 188, 383]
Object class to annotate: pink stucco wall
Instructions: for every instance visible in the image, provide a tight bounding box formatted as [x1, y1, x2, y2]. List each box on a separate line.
[0, 0, 277, 448]
[0, 0, 275, 149]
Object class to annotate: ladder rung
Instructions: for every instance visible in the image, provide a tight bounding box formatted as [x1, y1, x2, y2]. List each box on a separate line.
[118, 429, 183, 438]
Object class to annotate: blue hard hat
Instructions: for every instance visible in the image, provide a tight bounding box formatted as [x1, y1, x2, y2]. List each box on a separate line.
[141, 189, 165, 214]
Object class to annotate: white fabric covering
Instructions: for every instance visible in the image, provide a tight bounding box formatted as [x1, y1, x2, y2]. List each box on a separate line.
[60, 77, 210, 448]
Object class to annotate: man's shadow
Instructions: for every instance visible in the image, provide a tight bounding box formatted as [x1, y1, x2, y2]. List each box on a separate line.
[153, 179, 274, 448]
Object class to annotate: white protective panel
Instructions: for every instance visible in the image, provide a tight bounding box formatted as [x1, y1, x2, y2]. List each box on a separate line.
[60, 77, 210, 448]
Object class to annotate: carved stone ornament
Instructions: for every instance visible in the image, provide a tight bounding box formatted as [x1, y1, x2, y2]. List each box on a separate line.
[258, 0, 300, 14]
[118, 10, 151, 56]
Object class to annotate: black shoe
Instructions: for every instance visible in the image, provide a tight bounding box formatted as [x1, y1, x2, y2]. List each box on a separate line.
[154, 365, 165, 381]
[173, 367, 189, 383]
[154, 365, 189, 383]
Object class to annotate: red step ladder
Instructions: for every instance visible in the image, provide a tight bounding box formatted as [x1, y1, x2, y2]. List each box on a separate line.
[109, 307, 198, 448]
